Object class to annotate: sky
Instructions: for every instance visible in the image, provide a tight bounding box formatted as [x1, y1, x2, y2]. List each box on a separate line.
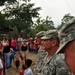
[31, 0, 75, 27]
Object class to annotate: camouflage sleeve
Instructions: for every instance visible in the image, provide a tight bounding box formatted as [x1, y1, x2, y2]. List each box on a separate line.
[38, 54, 72, 75]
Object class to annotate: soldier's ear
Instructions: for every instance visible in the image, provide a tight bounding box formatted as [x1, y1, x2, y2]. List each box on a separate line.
[51, 40, 57, 46]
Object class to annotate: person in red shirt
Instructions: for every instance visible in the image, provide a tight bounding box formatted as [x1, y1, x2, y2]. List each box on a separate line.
[11, 37, 17, 51]
[33, 40, 38, 52]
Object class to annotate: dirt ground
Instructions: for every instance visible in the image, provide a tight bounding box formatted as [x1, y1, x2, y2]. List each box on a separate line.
[5, 51, 38, 75]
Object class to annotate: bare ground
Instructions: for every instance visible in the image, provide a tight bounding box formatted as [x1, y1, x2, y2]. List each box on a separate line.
[5, 51, 37, 75]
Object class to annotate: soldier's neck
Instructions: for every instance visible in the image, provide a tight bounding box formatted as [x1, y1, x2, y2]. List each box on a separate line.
[47, 46, 58, 57]
[64, 48, 75, 75]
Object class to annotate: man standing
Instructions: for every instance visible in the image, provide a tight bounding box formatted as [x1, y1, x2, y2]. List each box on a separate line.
[17, 35, 23, 51]
[40, 30, 72, 75]
[55, 18, 75, 75]
[33, 31, 47, 75]
[35, 31, 47, 59]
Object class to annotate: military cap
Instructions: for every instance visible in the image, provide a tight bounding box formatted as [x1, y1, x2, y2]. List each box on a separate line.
[56, 17, 75, 54]
[41, 30, 58, 40]
[35, 31, 45, 39]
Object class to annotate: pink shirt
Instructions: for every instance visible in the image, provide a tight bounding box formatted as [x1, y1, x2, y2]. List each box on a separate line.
[11, 39, 17, 47]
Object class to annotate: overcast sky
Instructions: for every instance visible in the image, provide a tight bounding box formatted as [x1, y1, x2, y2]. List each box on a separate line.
[31, 0, 75, 27]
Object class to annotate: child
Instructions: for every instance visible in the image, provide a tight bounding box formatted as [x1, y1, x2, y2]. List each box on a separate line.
[15, 55, 20, 70]
[9, 48, 16, 67]
[20, 65, 26, 75]
[20, 52, 25, 61]
[23, 58, 33, 75]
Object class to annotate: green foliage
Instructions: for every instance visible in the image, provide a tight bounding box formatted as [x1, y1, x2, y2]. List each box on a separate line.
[0, 0, 16, 6]
[1, 0, 41, 35]
[57, 13, 74, 30]
[0, 12, 13, 33]
[1, 0, 75, 37]
[0, 12, 9, 29]
[33, 16, 55, 34]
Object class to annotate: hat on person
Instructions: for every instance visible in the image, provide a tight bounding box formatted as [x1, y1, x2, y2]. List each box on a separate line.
[55, 18, 75, 54]
[41, 30, 58, 40]
[35, 31, 45, 39]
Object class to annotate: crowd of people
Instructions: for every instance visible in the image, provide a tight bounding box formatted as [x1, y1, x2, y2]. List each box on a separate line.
[0, 17, 75, 75]
[0, 35, 39, 75]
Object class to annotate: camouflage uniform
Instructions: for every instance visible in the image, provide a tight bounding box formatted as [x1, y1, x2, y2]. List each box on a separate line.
[40, 29, 73, 75]
[33, 46, 47, 75]
[40, 54, 72, 75]
[33, 31, 47, 75]
[38, 46, 47, 61]
[56, 18, 75, 54]
[40, 18, 75, 75]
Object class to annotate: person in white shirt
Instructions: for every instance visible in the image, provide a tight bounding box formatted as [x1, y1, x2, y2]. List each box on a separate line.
[23, 59, 33, 75]
[17, 35, 23, 51]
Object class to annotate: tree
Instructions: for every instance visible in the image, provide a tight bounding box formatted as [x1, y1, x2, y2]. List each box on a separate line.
[0, 12, 13, 34]
[0, 0, 16, 6]
[57, 13, 74, 29]
[2, 0, 41, 35]
[32, 16, 55, 34]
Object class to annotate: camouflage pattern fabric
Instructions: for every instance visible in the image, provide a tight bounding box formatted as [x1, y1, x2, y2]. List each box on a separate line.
[35, 31, 45, 39]
[40, 54, 72, 75]
[56, 18, 75, 53]
[33, 46, 47, 75]
[41, 30, 58, 40]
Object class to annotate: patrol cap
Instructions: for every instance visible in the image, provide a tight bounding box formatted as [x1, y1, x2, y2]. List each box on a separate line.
[35, 31, 45, 39]
[55, 17, 75, 54]
[41, 30, 58, 40]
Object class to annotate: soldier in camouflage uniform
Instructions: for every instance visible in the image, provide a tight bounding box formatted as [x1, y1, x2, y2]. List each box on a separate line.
[33, 31, 47, 75]
[55, 18, 75, 75]
[40, 29, 72, 75]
